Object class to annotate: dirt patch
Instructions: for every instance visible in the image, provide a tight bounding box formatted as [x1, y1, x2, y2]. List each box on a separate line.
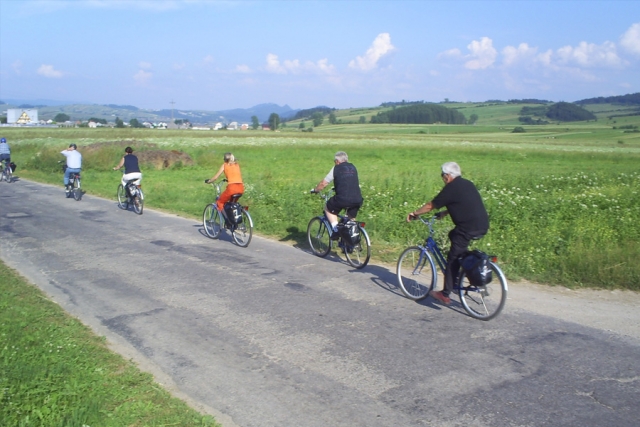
[81, 141, 194, 169]
[137, 150, 194, 169]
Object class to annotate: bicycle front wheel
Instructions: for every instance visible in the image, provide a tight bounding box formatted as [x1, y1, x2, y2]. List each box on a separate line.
[73, 179, 82, 201]
[397, 247, 436, 300]
[203, 204, 221, 239]
[231, 209, 253, 247]
[117, 184, 128, 209]
[458, 261, 508, 321]
[307, 217, 331, 257]
[132, 190, 144, 215]
[344, 226, 371, 269]
[4, 168, 13, 183]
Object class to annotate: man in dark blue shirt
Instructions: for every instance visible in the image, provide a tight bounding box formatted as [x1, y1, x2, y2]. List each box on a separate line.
[406, 162, 489, 305]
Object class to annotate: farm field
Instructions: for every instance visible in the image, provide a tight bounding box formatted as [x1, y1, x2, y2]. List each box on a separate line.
[2, 108, 640, 290]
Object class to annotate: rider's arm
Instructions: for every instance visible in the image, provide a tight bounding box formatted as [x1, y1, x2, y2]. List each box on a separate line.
[407, 202, 435, 222]
[113, 157, 125, 171]
[207, 163, 225, 183]
[313, 179, 330, 193]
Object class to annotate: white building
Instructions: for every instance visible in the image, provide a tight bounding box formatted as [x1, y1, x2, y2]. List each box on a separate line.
[7, 109, 38, 124]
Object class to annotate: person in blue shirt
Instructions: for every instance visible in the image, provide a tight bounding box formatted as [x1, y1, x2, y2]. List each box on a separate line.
[0, 137, 11, 167]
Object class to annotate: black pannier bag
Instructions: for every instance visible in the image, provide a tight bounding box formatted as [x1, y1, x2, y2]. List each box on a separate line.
[9, 162, 17, 172]
[224, 202, 243, 224]
[461, 250, 493, 287]
[338, 219, 360, 246]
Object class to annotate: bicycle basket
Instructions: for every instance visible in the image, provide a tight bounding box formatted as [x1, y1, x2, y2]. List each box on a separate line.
[224, 202, 243, 224]
[461, 250, 492, 287]
[338, 220, 360, 246]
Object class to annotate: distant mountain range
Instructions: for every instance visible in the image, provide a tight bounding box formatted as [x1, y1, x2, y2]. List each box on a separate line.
[2, 92, 639, 124]
[0, 99, 299, 124]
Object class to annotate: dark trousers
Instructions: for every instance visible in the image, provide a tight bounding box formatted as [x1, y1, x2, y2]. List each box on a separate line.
[443, 227, 486, 296]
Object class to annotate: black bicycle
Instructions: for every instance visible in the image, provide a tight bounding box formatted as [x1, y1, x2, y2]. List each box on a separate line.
[59, 161, 82, 201]
[1, 159, 13, 183]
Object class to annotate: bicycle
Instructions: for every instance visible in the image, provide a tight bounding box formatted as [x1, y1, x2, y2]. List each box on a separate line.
[202, 179, 253, 247]
[59, 161, 82, 201]
[116, 173, 144, 215]
[307, 189, 371, 269]
[1, 160, 13, 183]
[396, 214, 508, 320]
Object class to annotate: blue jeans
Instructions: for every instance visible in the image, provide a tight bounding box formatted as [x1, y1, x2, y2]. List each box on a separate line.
[64, 168, 81, 185]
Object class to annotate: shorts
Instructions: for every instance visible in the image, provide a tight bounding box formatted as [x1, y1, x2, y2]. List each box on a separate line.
[326, 196, 361, 219]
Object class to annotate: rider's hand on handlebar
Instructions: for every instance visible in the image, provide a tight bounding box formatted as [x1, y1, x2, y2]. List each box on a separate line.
[310, 188, 318, 194]
[204, 179, 210, 184]
[406, 212, 417, 222]
[434, 211, 446, 220]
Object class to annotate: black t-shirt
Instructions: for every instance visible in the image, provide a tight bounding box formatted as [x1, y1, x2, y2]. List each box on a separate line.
[123, 154, 140, 174]
[334, 162, 363, 206]
[431, 177, 489, 233]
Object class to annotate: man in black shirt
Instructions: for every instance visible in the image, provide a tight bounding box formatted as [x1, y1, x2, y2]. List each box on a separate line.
[313, 151, 363, 237]
[406, 162, 489, 305]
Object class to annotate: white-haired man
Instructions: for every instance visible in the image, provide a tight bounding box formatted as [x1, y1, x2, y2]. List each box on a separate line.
[406, 162, 489, 305]
[313, 151, 363, 237]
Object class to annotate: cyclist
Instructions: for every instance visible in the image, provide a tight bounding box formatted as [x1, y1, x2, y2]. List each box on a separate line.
[60, 143, 82, 192]
[0, 137, 10, 171]
[406, 162, 489, 305]
[312, 151, 363, 238]
[205, 152, 244, 214]
[112, 146, 142, 192]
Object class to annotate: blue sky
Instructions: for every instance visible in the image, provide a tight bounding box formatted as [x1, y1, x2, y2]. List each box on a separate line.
[1, 0, 639, 111]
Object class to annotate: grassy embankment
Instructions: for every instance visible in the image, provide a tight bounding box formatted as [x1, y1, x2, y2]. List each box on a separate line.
[0, 261, 219, 426]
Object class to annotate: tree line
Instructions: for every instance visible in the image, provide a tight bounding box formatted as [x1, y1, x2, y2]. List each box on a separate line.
[370, 104, 467, 124]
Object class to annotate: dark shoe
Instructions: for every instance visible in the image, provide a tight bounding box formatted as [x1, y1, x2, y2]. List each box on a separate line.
[431, 291, 451, 305]
[330, 231, 341, 240]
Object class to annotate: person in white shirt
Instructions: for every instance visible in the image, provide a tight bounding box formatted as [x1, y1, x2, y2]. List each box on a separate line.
[60, 143, 82, 188]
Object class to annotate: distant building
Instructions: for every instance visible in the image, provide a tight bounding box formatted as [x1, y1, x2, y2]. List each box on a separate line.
[7, 109, 38, 124]
[228, 121, 238, 130]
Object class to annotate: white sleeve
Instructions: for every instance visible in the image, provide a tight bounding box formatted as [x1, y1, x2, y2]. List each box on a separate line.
[323, 167, 335, 183]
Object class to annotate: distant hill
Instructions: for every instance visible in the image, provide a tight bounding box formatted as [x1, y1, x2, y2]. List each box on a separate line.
[575, 93, 640, 106]
[0, 101, 298, 124]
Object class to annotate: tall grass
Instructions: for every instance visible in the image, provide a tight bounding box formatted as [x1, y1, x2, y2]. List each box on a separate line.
[5, 128, 640, 290]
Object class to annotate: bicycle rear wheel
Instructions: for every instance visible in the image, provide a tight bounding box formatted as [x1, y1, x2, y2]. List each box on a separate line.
[73, 178, 82, 201]
[132, 190, 144, 215]
[458, 261, 508, 321]
[397, 246, 436, 300]
[117, 184, 128, 209]
[203, 204, 221, 239]
[231, 209, 253, 247]
[307, 217, 331, 257]
[4, 167, 13, 183]
[344, 226, 371, 269]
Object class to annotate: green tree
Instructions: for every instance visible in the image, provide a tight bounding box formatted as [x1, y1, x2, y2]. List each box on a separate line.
[359, 116, 366, 124]
[299, 121, 306, 129]
[312, 112, 324, 127]
[130, 118, 143, 128]
[0, 116, 7, 124]
[251, 115, 260, 130]
[54, 113, 70, 122]
[468, 114, 478, 125]
[512, 126, 526, 133]
[268, 113, 280, 131]
[329, 112, 337, 124]
[115, 117, 124, 128]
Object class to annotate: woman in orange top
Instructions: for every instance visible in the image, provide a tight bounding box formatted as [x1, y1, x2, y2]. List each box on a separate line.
[206, 152, 244, 212]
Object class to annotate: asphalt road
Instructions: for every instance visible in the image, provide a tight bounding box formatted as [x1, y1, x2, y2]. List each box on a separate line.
[1, 179, 638, 427]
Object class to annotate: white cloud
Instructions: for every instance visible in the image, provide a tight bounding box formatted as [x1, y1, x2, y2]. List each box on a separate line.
[235, 64, 252, 73]
[173, 62, 186, 70]
[265, 54, 335, 75]
[620, 22, 640, 55]
[556, 41, 623, 67]
[133, 69, 152, 84]
[464, 37, 497, 70]
[139, 61, 152, 69]
[12, 60, 23, 75]
[348, 33, 395, 71]
[37, 64, 63, 78]
[203, 55, 214, 64]
[502, 43, 538, 66]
